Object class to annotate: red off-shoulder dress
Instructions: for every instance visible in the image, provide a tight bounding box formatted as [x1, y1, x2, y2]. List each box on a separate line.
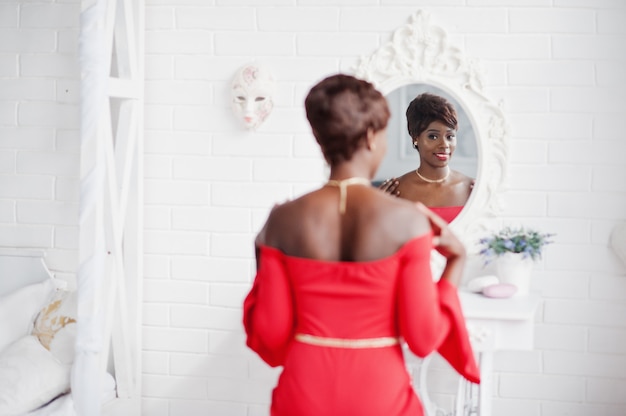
[243, 232, 480, 416]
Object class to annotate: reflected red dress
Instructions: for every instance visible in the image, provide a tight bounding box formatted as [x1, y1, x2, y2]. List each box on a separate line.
[429, 206, 463, 224]
[243, 232, 480, 416]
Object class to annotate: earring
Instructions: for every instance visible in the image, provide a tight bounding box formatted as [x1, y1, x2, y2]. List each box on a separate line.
[413, 142, 418, 149]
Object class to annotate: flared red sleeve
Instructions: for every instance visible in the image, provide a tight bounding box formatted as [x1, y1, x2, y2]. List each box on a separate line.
[243, 245, 295, 367]
[397, 235, 481, 384]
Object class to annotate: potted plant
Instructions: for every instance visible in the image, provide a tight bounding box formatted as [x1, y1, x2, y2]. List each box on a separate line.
[477, 227, 554, 295]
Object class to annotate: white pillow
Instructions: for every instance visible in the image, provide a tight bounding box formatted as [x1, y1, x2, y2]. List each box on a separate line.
[0, 335, 71, 415]
[0, 279, 54, 354]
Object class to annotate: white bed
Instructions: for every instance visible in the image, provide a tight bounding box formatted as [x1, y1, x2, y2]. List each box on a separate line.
[0, 249, 118, 416]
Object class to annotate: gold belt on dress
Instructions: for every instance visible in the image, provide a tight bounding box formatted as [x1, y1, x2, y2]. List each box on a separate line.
[294, 333, 399, 349]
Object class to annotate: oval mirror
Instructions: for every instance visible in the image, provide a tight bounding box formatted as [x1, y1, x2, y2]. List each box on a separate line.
[374, 83, 478, 224]
[353, 10, 509, 250]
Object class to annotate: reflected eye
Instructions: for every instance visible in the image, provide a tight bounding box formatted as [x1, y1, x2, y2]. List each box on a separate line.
[428, 134, 438, 140]
[235, 96, 246, 102]
[255, 97, 267, 102]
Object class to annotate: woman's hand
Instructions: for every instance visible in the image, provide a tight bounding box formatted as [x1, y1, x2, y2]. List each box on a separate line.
[416, 202, 466, 286]
[415, 202, 466, 261]
[379, 178, 400, 196]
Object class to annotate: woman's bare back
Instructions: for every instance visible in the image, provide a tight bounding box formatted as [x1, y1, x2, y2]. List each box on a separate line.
[262, 185, 431, 262]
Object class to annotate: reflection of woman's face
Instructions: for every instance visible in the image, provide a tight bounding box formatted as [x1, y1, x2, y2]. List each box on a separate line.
[415, 120, 457, 167]
[231, 65, 275, 130]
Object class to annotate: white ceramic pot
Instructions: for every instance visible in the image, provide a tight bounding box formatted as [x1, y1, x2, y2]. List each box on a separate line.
[495, 252, 534, 295]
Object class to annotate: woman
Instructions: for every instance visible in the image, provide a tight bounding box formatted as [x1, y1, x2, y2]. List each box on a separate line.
[381, 93, 475, 223]
[243, 74, 479, 415]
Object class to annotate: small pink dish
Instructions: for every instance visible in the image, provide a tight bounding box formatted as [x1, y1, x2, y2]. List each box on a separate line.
[481, 283, 518, 299]
[465, 275, 499, 293]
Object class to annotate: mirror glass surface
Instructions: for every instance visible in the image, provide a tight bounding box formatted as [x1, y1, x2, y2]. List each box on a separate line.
[375, 83, 478, 185]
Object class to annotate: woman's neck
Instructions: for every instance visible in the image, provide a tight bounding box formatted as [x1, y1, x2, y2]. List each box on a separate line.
[328, 162, 373, 182]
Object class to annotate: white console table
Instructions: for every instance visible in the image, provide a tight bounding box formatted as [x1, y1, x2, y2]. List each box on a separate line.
[417, 291, 541, 416]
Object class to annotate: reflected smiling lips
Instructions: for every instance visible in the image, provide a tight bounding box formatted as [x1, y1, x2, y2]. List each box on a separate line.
[435, 151, 450, 161]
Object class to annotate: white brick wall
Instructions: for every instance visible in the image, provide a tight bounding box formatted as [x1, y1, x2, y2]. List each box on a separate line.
[1, 1, 625, 415]
[0, 0, 80, 279]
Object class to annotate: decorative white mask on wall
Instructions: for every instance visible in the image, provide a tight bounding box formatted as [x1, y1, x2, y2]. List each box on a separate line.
[231, 63, 275, 131]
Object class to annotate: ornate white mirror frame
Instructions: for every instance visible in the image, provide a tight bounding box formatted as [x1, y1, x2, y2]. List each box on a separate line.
[353, 10, 510, 250]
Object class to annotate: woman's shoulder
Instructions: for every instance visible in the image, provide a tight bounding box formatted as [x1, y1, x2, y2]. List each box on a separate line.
[371, 190, 432, 240]
[265, 191, 319, 226]
[263, 187, 337, 239]
[451, 170, 474, 184]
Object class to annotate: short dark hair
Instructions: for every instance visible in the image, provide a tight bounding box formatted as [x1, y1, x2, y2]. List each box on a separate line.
[406, 93, 458, 139]
[305, 74, 390, 165]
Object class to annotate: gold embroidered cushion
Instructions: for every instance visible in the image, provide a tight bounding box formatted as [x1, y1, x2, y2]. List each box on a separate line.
[31, 289, 77, 365]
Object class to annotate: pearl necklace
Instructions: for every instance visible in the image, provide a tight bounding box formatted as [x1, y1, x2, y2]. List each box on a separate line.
[415, 168, 449, 184]
[325, 177, 371, 214]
